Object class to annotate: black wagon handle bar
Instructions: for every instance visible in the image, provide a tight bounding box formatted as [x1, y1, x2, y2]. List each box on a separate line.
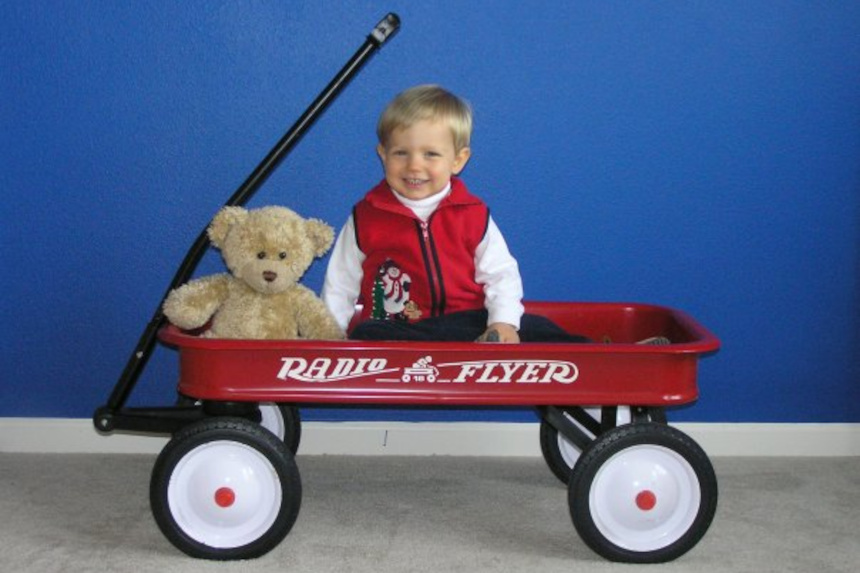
[95, 13, 400, 428]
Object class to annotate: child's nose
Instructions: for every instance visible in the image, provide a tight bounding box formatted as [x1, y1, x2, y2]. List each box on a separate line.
[407, 154, 423, 170]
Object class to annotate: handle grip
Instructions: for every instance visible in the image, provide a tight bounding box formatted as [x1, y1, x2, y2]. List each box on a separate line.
[369, 13, 400, 46]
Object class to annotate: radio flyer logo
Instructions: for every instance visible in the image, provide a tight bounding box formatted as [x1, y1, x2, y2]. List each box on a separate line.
[371, 259, 422, 321]
[276, 355, 579, 385]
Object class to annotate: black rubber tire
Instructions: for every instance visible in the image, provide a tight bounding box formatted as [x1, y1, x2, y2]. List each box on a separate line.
[150, 418, 302, 560]
[173, 398, 301, 455]
[568, 423, 717, 563]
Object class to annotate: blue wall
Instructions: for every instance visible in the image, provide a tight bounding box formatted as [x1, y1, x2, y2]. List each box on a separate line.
[2, 1, 858, 423]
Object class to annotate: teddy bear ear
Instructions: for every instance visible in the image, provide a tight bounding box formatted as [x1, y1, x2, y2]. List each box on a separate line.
[305, 218, 335, 257]
[208, 206, 247, 248]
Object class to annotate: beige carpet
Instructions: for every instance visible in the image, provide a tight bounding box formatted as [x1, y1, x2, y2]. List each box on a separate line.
[1, 454, 857, 573]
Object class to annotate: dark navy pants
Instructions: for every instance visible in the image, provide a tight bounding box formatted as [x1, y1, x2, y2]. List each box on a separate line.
[350, 309, 590, 343]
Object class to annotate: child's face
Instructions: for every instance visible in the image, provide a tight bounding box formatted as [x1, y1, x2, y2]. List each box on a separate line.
[377, 119, 471, 201]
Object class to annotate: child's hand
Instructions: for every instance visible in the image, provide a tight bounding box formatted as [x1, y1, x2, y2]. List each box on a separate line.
[477, 323, 520, 343]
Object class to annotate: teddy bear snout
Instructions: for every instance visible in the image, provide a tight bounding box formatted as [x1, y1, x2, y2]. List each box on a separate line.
[263, 270, 278, 283]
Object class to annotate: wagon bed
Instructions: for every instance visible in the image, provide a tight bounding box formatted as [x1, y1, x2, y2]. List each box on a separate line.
[159, 301, 719, 408]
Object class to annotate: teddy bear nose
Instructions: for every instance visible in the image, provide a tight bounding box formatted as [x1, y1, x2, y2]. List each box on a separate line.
[263, 271, 278, 282]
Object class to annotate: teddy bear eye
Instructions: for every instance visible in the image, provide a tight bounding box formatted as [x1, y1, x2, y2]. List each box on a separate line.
[278, 252, 287, 260]
[257, 251, 266, 260]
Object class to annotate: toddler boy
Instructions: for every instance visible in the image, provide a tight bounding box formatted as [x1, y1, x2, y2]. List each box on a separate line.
[322, 85, 583, 343]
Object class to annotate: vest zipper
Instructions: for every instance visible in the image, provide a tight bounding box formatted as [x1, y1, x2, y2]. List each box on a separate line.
[417, 219, 445, 317]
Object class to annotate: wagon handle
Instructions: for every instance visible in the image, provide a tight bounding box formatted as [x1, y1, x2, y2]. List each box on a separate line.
[94, 13, 401, 432]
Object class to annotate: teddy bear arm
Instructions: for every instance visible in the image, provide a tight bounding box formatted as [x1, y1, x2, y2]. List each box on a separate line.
[293, 287, 346, 340]
[163, 274, 231, 330]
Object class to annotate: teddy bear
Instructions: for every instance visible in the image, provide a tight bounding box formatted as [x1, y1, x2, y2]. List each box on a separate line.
[162, 205, 345, 340]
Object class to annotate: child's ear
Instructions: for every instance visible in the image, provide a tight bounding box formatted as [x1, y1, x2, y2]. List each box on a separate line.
[376, 143, 387, 162]
[452, 147, 471, 174]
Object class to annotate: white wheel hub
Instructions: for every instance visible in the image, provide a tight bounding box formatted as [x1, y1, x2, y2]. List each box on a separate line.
[167, 440, 282, 548]
[589, 444, 700, 552]
[259, 404, 286, 440]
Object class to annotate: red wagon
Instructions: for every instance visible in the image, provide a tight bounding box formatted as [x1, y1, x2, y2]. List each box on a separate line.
[93, 14, 720, 565]
[136, 301, 720, 563]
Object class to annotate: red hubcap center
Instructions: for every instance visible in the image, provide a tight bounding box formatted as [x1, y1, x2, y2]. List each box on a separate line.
[214, 487, 236, 508]
[636, 490, 657, 511]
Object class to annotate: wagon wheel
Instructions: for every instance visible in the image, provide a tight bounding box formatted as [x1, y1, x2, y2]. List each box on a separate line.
[568, 423, 717, 563]
[540, 406, 664, 484]
[258, 403, 302, 455]
[150, 418, 302, 560]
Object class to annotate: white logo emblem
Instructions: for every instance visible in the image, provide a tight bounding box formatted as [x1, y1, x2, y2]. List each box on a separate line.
[276, 355, 578, 385]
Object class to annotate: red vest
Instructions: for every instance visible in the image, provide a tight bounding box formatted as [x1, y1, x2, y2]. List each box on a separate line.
[354, 178, 490, 323]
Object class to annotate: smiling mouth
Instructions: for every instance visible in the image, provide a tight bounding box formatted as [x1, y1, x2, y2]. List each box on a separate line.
[405, 178, 427, 186]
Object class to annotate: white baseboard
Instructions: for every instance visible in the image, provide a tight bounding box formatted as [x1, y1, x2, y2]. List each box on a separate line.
[1, 418, 858, 457]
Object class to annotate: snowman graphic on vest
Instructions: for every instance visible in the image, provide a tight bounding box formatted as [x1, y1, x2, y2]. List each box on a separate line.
[371, 259, 422, 321]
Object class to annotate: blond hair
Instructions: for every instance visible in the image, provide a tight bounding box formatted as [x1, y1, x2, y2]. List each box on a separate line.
[377, 85, 472, 151]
